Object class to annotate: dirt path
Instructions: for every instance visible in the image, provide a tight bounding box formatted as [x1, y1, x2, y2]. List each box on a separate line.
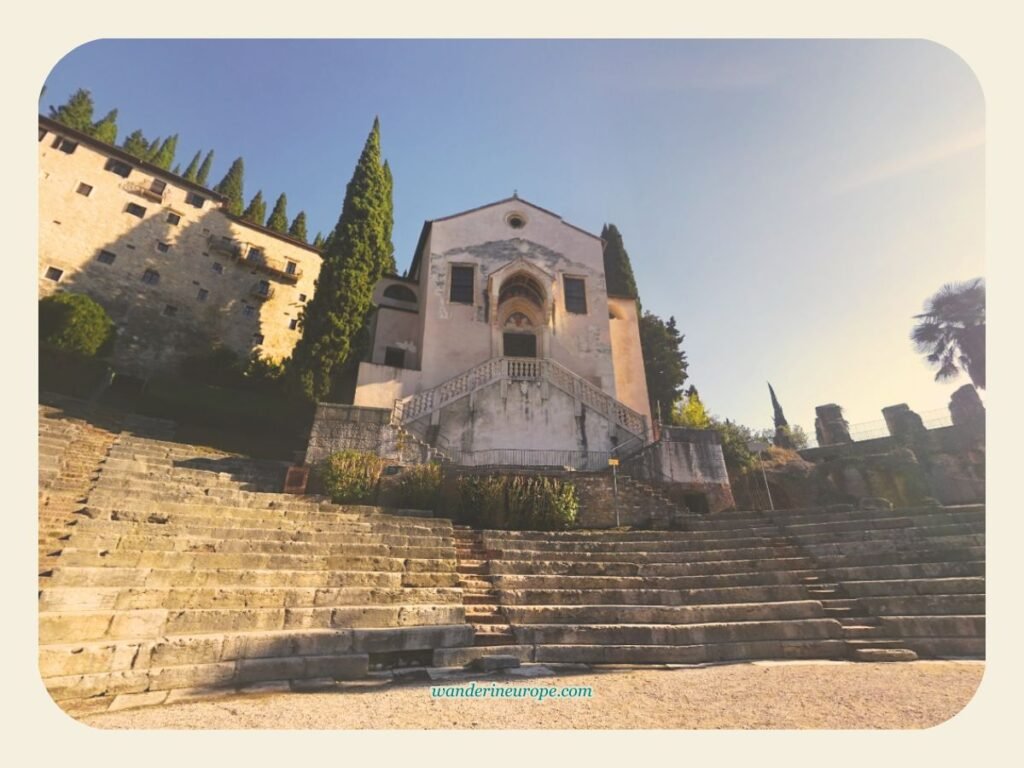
[78, 660, 984, 730]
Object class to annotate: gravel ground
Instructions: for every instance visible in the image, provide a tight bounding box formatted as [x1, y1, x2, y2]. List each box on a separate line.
[79, 660, 984, 730]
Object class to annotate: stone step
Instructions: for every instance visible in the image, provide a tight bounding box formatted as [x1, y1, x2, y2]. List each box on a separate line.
[490, 555, 816, 578]
[491, 570, 816, 591]
[433, 644, 535, 666]
[823, 561, 985, 582]
[855, 594, 985, 616]
[484, 535, 780, 555]
[815, 547, 986, 569]
[875, 614, 985, 638]
[504, 600, 827, 627]
[39, 604, 466, 644]
[498, 584, 814, 607]
[840, 577, 985, 597]
[57, 547, 457, 574]
[38, 586, 463, 612]
[849, 647, 919, 662]
[477, 544, 809, 565]
[786, 523, 985, 546]
[532, 638, 848, 665]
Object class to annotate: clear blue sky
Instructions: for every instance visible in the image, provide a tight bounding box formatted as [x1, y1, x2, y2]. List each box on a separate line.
[42, 39, 984, 433]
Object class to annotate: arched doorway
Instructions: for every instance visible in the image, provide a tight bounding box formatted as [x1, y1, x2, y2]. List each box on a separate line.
[497, 273, 546, 359]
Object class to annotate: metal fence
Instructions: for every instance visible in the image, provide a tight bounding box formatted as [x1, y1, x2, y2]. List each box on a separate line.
[438, 447, 613, 472]
[801, 407, 954, 449]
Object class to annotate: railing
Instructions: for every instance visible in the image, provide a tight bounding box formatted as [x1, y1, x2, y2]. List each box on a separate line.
[442, 448, 613, 472]
[803, 407, 956, 449]
[121, 180, 165, 203]
[205, 236, 302, 284]
[393, 356, 648, 439]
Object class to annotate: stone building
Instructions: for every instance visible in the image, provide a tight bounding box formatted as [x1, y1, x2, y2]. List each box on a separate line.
[38, 116, 322, 375]
[308, 196, 735, 513]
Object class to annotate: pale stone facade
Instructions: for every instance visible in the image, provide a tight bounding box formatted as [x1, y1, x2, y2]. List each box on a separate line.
[38, 116, 321, 374]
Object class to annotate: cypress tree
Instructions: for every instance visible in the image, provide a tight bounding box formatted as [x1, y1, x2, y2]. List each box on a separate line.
[289, 118, 394, 401]
[381, 160, 396, 274]
[288, 211, 309, 243]
[196, 150, 215, 186]
[144, 136, 163, 163]
[601, 223, 640, 304]
[91, 109, 118, 145]
[266, 193, 289, 233]
[213, 157, 245, 216]
[171, 164, 181, 175]
[151, 134, 178, 170]
[49, 89, 95, 133]
[242, 190, 267, 226]
[312, 232, 325, 249]
[122, 129, 150, 159]
[182, 150, 202, 182]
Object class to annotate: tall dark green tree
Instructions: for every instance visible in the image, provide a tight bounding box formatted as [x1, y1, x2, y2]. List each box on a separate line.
[312, 232, 325, 249]
[289, 118, 394, 401]
[122, 129, 150, 159]
[196, 150, 215, 186]
[49, 89, 95, 133]
[91, 109, 118, 144]
[151, 134, 178, 170]
[182, 150, 202, 181]
[171, 164, 181, 175]
[242, 190, 267, 226]
[380, 160, 396, 274]
[144, 136, 163, 163]
[601, 223, 640, 303]
[639, 312, 689, 424]
[266, 193, 289, 233]
[288, 211, 309, 242]
[213, 157, 245, 216]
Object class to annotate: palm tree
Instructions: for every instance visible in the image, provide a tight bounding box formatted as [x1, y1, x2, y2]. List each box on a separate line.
[911, 278, 985, 389]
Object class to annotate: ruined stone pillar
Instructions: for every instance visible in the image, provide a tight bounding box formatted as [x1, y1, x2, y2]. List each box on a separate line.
[814, 404, 853, 446]
[949, 384, 985, 427]
[882, 404, 927, 443]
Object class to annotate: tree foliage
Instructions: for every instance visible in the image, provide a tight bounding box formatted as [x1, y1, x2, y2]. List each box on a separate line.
[182, 150, 202, 182]
[673, 385, 711, 428]
[312, 232, 325, 249]
[266, 193, 289, 233]
[242, 190, 267, 226]
[288, 211, 309, 243]
[601, 223, 640, 302]
[39, 293, 115, 358]
[289, 118, 394, 400]
[196, 150, 215, 186]
[214, 157, 245, 216]
[49, 89, 95, 133]
[151, 134, 178, 170]
[911, 278, 985, 389]
[121, 129, 150, 159]
[91, 109, 118, 144]
[639, 312, 689, 423]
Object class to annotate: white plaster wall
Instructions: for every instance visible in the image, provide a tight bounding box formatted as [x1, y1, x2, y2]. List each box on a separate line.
[608, 297, 652, 427]
[353, 362, 422, 408]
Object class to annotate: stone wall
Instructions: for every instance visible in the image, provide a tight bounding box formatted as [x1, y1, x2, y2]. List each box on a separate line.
[304, 403, 424, 466]
[38, 117, 321, 375]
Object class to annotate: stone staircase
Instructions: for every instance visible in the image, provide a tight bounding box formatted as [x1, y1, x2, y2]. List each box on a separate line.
[574, 473, 686, 529]
[764, 504, 985, 659]
[39, 429, 473, 716]
[451, 527, 516, 650]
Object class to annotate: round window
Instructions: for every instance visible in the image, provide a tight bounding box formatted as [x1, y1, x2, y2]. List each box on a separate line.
[506, 212, 527, 229]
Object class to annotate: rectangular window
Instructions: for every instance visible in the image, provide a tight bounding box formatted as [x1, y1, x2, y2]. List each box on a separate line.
[125, 203, 147, 218]
[185, 192, 206, 209]
[76, 182, 93, 197]
[288, 318, 298, 330]
[104, 158, 132, 178]
[285, 260, 298, 275]
[197, 288, 209, 302]
[163, 305, 178, 317]
[156, 242, 171, 253]
[242, 304, 256, 318]
[248, 247, 264, 264]
[149, 179, 167, 195]
[253, 333, 264, 345]
[564, 276, 587, 314]
[449, 265, 474, 304]
[52, 137, 77, 154]
[256, 280, 271, 296]
[44, 267, 63, 282]
[384, 347, 406, 368]
[298, 293, 307, 302]
[97, 250, 116, 265]
[212, 262, 223, 274]
[166, 212, 182, 226]
[141, 269, 160, 285]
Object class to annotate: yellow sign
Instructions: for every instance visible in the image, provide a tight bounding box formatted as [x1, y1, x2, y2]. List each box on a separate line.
[608, 458, 620, 466]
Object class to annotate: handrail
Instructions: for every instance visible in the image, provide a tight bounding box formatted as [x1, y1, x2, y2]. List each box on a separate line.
[393, 357, 648, 440]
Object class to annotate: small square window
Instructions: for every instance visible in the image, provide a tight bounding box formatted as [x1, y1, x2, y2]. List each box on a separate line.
[44, 267, 63, 282]
[104, 158, 132, 178]
[166, 212, 181, 226]
[450, 265, 474, 304]
[253, 333, 264, 345]
[298, 293, 307, 303]
[156, 242, 171, 253]
[163, 305, 178, 317]
[97, 250, 116, 265]
[285, 260, 297, 275]
[52, 137, 77, 154]
[288, 318, 298, 330]
[212, 262, 223, 274]
[242, 304, 256, 318]
[197, 288, 209, 302]
[384, 347, 406, 368]
[248, 247, 264, 264]
[141, 269, 160, 285]
[185, 192, 206, 209]
[76, 182, 93, 197]
[150, 179, 167, 195]
[125, 202, 147, 218]
[564, 276, 587, 314]
[256, 280, 271, 297]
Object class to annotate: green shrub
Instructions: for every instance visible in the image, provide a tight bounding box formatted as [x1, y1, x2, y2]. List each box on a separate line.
[456, 474, 578, 531]
[39, 293, 115, 357]
[180, 344, 246, 388]
[392, 463, 442, 509]
[39, 344, 111, 398]
[319, 450, 386, 504]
